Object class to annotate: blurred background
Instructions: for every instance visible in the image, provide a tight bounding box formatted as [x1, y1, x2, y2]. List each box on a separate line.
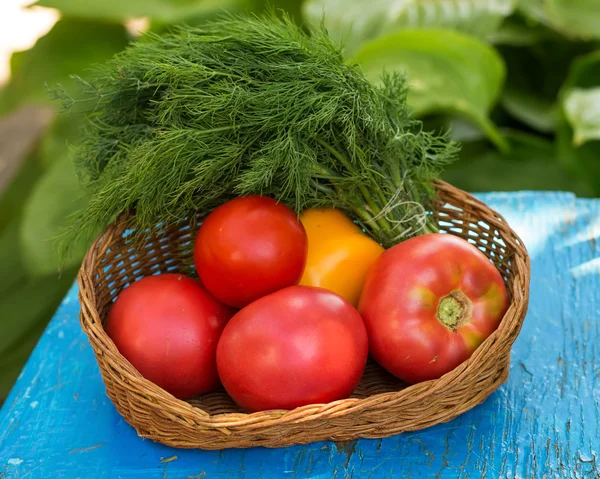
[0, 0, 599, 403]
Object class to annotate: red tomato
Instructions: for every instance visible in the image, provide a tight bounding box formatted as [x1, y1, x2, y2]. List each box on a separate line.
[194, 195, 308, 308]
[216, 285, 368, 412]
[358, 233, 509, 384]
[105, 274, 235, 399]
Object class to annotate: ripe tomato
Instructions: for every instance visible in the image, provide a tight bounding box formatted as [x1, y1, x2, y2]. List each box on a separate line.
[105, 274, 235, 399]
[358, 234, 509, 384]
[216, 286, 368, 412]
[194, 195, 308, 308]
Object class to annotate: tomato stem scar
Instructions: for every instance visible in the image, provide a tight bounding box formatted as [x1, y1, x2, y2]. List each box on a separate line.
[437, 290, 472, 331]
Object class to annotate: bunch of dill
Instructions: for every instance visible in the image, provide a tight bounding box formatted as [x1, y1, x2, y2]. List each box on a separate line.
[55, 12, 458, 251]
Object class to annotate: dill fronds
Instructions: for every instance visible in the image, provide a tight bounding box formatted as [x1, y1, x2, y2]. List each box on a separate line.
[56, 12, 458, 252]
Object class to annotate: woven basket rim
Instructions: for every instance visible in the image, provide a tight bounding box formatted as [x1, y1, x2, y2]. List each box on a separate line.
[77, 180, 531, 428]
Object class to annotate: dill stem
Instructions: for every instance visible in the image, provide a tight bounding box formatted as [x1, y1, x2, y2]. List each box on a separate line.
[310, 171, 379, 231]
[309, 179, 333, 195]
[374, 184, 391, 211]
[351, 203, 382, 230]
[425, 214, 440, 234]
[424, 222, 438, 234]
[315, 137, 391, 231]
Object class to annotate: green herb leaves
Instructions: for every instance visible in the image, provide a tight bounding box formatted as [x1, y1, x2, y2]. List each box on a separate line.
[57, 13, 456, 251]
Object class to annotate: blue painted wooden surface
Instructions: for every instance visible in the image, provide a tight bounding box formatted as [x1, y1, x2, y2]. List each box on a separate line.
[1, 192, 600, 479]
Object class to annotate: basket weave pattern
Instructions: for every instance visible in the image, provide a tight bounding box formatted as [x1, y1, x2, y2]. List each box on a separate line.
[78, 181, 530, 449]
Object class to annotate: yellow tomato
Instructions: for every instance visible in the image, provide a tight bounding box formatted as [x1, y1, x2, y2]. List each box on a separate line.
[299, 208, 385, 306]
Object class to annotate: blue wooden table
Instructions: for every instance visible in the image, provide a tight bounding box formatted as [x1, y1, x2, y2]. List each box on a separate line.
[1, 191, 600, 479]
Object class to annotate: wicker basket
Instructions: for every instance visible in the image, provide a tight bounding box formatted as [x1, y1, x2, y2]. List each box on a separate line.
[77, 180, 530, 450]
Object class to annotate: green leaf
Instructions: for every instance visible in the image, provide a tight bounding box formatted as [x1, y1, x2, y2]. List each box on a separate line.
[555, 50, 600, 193]
[501, 88, 556, 133]
[269, 0, 305, 22]
[447, 117, 488, 143]
[148, 0, 305, 34]
[0, 220, 29, 296]
[0, 115, 50, 232]
[498, 42, 595, 133]
[557, 114, 600, 196]
[421, 115, 486, 143]
[519, 0, 600, 40]
[443, 131, 592, 195]
[36, 115, 82, 167]
[551, 49, 600, 195]
[561, 50, 600, 91]
[304, 0, 516, 54]
[0, 19, 129, 114]
[564, 88, 600, 146]
[0, 109, 88, 277]
[502, 42, 595, 101]
[34, 0, 245, 23]
[20, 153, 89, 277]
[0, 271, 75, 357]
[488, 13, 555, 46]
[353, 29, 507, 150]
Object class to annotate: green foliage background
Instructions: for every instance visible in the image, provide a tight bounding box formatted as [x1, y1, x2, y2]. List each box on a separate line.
[1, 0, 599, 400]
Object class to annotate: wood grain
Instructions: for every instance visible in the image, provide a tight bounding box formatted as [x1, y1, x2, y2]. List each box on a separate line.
[0, 191, 598, 478]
